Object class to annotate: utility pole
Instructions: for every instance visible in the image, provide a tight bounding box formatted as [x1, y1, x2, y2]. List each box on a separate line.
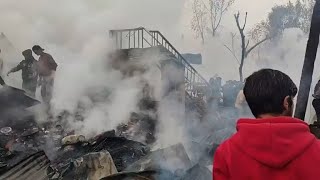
[295, 0, 320, 120]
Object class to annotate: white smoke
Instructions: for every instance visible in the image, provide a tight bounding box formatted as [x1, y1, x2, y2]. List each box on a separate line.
[0, 0, 317, 149]
[0, 0, 189, 138]
[2, 2, 319, 179]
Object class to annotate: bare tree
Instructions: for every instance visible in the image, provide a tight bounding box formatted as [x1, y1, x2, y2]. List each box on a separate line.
[206, 0, 235, 36]
[223, 32, 240, 64]
[191, 0, 235, 43]
[191, 0, 207, 44]
[235, 12, 269, 82]
[225, 12, 269, 82]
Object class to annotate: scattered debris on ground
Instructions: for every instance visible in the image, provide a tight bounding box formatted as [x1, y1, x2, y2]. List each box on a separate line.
[0, 122, 212, 180]
[0, 83, 213, 180]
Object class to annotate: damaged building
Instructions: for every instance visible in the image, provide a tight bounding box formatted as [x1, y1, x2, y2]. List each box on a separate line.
[0, 27, 213, 180]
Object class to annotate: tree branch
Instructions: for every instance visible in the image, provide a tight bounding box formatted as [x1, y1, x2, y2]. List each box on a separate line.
[214, 7, 224, 31]
[224, 44, 240, 64]
[201, 0, 210, 11]
[234, 12, 242, 32]
[192, 0, 206, 43]
[245, 40, 250, 49]
[231, 32, 236, 52]
[211, 1, 218, 35]
[242, 12, 248, 30]
[245, 37, 269, 57]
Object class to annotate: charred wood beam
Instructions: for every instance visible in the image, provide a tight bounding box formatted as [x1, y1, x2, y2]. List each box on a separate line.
[295, 0, 320, 120]
[0, 76, 5, 86]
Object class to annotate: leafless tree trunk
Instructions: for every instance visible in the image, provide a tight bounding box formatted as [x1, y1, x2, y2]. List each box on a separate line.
[192, 0, 207, 44]
[191, 0, 235, 42]
[234, 12, 269, 82]
[207, 0, 235, 37]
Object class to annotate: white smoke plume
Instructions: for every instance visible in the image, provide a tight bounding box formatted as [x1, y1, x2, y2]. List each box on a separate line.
[0, 0, 188, 138]
[0, 0, 317, 152]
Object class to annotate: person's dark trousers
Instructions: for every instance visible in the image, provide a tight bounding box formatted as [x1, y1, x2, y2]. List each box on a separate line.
[22, 79, 37, 98]
[313, 99, 320, 124]
[41, 76, 54, 104]
[40, 76, 54, 117]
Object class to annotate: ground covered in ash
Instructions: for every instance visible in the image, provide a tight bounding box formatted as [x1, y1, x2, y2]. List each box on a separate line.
[0, 79, 259, 180]
[0, 88, 220, 180]
[0, 117, 217, 180]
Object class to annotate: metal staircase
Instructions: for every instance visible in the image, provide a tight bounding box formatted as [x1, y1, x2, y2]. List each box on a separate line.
[109, 27, 210, 99]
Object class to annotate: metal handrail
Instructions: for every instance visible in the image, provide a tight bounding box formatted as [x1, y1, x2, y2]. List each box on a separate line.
[149, 30, 209, 86]
[110, 27, 152, 49]
[109, 27, 210, 98]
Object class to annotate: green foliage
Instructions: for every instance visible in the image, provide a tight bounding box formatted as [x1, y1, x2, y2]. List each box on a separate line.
[251, 0, 314, 41]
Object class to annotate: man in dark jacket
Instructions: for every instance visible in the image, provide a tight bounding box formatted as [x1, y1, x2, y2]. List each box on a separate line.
[312, 80, 320, 124]
[7, 49, 38, 97]
[32, 45, 57, 105]
[213, 69, 320, 180]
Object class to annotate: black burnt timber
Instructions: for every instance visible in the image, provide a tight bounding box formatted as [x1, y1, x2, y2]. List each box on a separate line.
[295, 0, 320, 120]
[51, 135, 149, 173]
[0, 76, 5, 86]
[125, 143, 192, 174]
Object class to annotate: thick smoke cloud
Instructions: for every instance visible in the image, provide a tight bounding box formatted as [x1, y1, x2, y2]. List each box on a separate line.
[195, 28, 320, 123]
[1, 1, 319, 176]
[0, 0, 317, 149]
[0, 0, 187, 137]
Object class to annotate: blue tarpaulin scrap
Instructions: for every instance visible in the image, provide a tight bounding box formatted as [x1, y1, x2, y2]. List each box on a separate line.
[182, 53, 202, 65]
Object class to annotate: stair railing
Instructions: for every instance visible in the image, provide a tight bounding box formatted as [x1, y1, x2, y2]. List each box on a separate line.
[109, 27, 210, 98]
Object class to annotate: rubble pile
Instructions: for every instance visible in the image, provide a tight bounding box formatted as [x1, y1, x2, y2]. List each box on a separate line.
[117, 83, 158, 145]
[0, 87, 212, 180]
[0, 124, 212, 180]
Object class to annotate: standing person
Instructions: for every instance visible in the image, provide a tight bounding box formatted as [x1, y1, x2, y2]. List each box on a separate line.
[32, 45, 57, 105]
[312, 79, 320, 125]
[235, 90, 245, 113]
[7, 49, 38, 97]
[209, 77, 222, 108]
[213, 69, 320, 180]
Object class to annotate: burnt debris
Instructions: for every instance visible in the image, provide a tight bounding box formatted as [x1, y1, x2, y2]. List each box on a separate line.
[0, 73, 214, 180]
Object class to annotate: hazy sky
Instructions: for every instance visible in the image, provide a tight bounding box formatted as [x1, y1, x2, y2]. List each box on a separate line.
[0, 0, 316, 129]
[0, 0, 288, 50]
[233, 0, 288, 26]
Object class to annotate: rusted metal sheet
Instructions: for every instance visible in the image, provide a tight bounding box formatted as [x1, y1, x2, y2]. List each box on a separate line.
[0, 151, 50, 180]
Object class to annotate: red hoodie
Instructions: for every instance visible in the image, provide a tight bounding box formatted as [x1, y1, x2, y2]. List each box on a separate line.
[213, 117, 320, 180]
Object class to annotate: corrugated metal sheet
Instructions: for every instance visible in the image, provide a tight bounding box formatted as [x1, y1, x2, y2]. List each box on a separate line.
[0, 151, 50, 180]
[70, 151, 118, 180]
[0, 86, 40, 109]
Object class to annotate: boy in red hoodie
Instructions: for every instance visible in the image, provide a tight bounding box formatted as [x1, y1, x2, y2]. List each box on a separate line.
[213, 69, 320, 180]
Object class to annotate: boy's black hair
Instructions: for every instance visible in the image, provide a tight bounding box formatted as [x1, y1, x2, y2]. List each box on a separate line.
[243, 69, 297, 117]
